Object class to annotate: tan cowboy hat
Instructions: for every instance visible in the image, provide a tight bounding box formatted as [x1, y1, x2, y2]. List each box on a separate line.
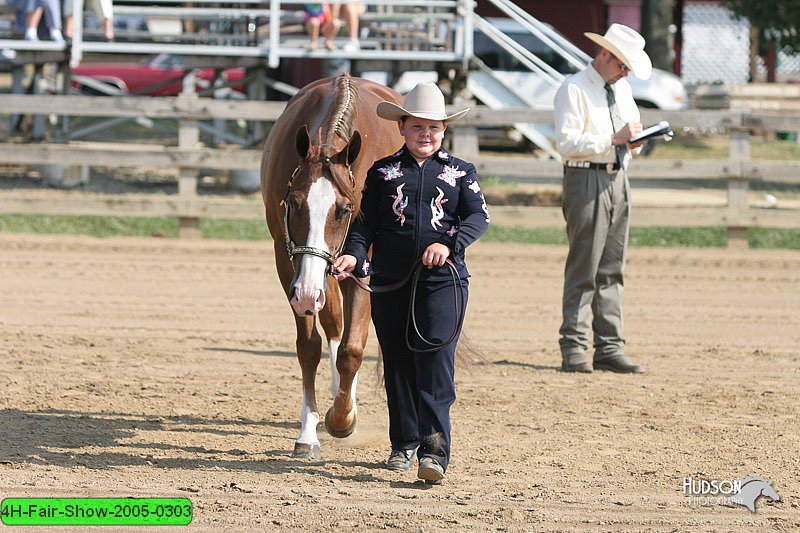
[585, 23, 652, 80]
[377, 82, 469, 123]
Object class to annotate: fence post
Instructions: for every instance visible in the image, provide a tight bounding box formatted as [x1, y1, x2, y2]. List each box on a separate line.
[449, 71, 479, 160]
[178, 72, 201, 239]
[726, 127, 750, 249]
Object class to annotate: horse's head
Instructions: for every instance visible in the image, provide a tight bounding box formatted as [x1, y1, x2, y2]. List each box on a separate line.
[731, 476, 781, 513]
[283, 125, 362, 316]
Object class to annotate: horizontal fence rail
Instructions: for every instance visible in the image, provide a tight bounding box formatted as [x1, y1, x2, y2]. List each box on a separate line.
[1, 93, 799, 245]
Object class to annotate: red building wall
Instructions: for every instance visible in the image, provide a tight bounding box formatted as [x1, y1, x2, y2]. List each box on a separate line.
[475, 0, 607, 54]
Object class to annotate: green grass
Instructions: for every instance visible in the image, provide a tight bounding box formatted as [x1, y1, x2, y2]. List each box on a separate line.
[485, 226, 732, 248]
[628, 227, 728, 248]
[484, 225, 567, 245]
[0, 214, 181, 238]
[749, 227, 800, 249]
[652, 134, 800, 161]
[0, 214, 272, 240]
[2, 214, 799, 249]
[201, 219, 271, 240]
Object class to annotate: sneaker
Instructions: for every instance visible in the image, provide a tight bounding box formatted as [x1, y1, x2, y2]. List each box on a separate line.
[386, 448, 416, 472]
[50, 29, 65, 44]
[24, 28, 39, 42]
[417, 456, 444, 484]
[342, 38, 360, 53]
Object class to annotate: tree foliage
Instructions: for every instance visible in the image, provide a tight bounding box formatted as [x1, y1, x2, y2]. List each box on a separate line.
[722, 0, 800, 53]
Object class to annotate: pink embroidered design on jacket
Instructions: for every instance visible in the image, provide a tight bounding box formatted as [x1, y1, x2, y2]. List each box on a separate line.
[430, 187, 448, 229]
[361, 259, 370, 276]
[436, 165, 466, 187]
[390, 183, 408, 226]
[468, 180, 490, 222]
[378, 161, 403, 181]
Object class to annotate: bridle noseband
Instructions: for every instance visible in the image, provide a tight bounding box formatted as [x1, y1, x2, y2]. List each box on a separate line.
[281, 160, 355, 273]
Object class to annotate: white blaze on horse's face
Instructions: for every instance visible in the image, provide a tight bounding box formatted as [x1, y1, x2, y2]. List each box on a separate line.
[289, 177, 336, 316]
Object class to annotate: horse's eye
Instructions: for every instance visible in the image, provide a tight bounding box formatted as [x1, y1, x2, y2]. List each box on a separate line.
[335, 203, 352, 220]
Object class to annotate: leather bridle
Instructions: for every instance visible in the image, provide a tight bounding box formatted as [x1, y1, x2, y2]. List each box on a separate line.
[281, 161, 355, 273]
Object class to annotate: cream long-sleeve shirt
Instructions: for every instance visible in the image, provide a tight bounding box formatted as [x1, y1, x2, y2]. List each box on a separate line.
[553, 65, 641, 165]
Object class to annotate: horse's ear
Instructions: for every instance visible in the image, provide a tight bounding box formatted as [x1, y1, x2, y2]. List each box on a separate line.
[295, 125, 310, 158]
[345, 131, 361, 167]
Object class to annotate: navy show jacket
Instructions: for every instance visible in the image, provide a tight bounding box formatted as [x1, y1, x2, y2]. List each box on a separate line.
[343, 145, 490, 285]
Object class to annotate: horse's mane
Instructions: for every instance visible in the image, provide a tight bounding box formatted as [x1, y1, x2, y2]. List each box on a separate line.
[325, 74, 356, 146]
[321, 74, 359, 205]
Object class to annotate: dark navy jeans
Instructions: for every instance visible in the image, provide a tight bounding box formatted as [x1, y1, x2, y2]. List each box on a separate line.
[371, 278, 468, 472]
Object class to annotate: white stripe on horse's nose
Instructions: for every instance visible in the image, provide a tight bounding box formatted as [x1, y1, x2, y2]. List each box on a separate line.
[289, 177, 336, 317]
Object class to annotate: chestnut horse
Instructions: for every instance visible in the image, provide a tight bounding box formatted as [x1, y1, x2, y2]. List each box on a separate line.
[260, 75, 403, 459]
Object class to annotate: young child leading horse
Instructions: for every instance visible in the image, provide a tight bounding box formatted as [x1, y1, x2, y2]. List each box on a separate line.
[333, 82, 490, 485]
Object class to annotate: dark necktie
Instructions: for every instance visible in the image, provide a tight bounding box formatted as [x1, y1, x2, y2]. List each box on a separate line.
[604, 83, 628, 170]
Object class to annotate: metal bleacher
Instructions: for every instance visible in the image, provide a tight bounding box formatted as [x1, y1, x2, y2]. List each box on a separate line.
[0, 0, 583, 154]
[0, 0, 473, 69]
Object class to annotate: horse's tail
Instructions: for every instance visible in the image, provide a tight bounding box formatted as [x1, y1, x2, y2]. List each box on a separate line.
[373, 328, 487, 385]
[455, 329, 489, 371]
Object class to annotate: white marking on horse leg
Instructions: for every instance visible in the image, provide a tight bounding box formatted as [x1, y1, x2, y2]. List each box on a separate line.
[337, 369, 359, 415]
[350, 370, 359, 415]
[290, 178, 337, 316]
[328, 338, 341, 401]
[296, 391, 321, 447]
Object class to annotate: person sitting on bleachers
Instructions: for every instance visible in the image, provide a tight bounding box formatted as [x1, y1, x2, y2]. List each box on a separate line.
[303, 1, 339, 51]
[337, 0, 364, 52]
[17, 0, 64, 43]
[63, 0, 115, 42]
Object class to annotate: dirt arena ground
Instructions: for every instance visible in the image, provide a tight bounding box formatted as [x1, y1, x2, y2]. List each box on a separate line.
[1, 232, 798, 531]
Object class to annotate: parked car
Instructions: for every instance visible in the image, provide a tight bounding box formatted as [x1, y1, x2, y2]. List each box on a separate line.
[382, 18, 687, 155]
[70, 53, 246, 96]
[392, 19, 687, 111]
[470, 18, 689, 111]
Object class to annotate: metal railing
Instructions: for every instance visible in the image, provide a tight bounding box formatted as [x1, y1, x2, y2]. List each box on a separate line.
[0, 0, 473, 67]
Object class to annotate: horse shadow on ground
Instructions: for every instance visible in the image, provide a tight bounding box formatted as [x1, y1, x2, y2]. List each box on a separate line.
[203, 347, 379, 363]
[492, 359, 558, 372]
[0, 408, 391, 481]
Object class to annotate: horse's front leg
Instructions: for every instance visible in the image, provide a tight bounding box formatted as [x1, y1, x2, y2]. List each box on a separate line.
[292, 313, 324, 459]
[273, 243, 325, 459]
[324, 280, 370, 438]
[317, 277, 345, 403]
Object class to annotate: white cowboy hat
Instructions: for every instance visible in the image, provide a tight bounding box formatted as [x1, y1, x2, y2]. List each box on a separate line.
[376, 82, 469, 123]
[584, 23, 652, 80]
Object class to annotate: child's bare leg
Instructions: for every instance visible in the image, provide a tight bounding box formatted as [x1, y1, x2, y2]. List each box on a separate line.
[322, 18, 340, 50]
[306, 18, 320, 50]
[103, 18, 114, 40]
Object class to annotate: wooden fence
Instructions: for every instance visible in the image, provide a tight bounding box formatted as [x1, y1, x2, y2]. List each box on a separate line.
[1, 93, 799, 246]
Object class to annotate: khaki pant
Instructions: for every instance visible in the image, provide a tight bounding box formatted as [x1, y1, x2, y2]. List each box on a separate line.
[559, 166, 630, 363]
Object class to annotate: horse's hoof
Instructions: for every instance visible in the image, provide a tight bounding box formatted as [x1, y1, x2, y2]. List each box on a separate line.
[292, 443, 321, 460]
[324, 407, 357, 438]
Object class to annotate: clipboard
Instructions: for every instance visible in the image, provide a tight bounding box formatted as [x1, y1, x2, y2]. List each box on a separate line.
[630, 121, 673, 143]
